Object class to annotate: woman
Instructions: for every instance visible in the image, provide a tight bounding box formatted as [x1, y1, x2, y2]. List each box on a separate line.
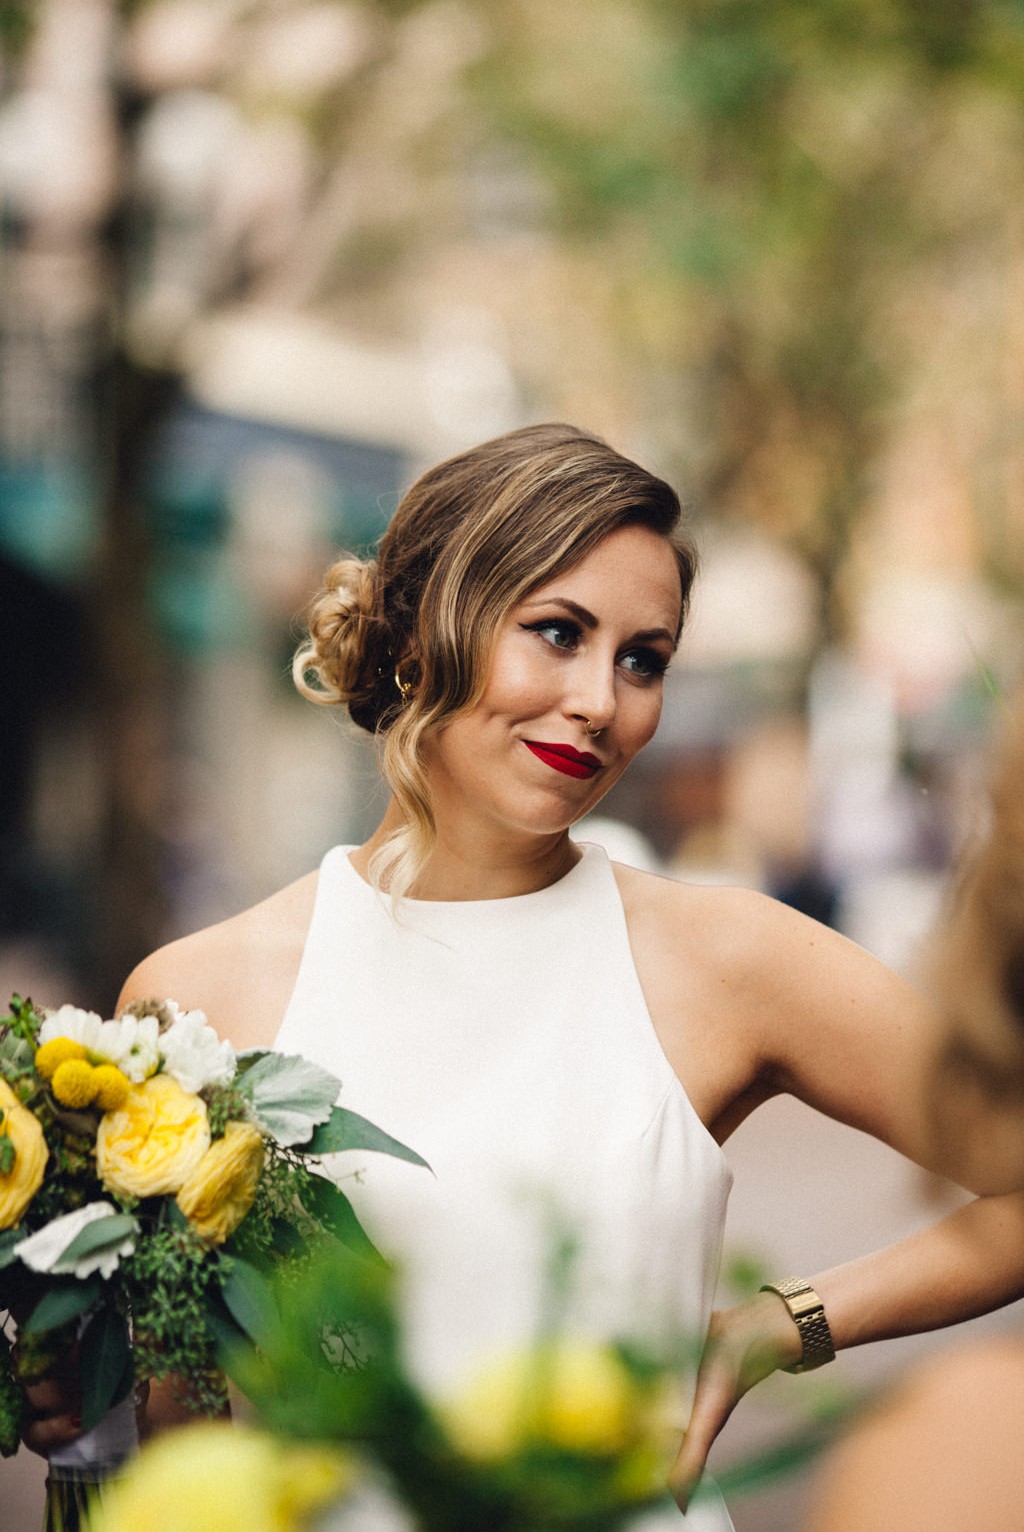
[25, 423, 1024, 1527]
[803, 699, 1024, 1532]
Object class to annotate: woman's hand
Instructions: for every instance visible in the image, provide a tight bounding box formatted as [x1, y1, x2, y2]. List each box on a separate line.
[669, 1291, 803, 1513]
[19, 1352, 84, 1458]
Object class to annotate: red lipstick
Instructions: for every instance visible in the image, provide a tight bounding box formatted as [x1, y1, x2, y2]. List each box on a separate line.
[524, 741, 602, 779]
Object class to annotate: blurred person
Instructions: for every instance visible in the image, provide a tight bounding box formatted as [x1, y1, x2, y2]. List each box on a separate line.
[803, 698, 1024, 1532]
[20, 425, 1024, 1529]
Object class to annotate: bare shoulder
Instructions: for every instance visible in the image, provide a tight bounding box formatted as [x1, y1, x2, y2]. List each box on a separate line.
[610, 860, 844, 1007]
[117, 871, 319, 1053]
[808, 1336, 1024, 1532]
[609, 862, 938, 1152]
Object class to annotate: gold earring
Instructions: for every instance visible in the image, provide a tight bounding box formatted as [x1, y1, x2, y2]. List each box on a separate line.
[582, 718, 603, 739]
[394, 667, 413, 703]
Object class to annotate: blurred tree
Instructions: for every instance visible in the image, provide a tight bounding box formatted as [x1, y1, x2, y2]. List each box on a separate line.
[457, 0, 1024, 640]
[3, 0, 1024, 998]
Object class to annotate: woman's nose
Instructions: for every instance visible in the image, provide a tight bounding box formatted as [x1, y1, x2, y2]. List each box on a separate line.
[566, 658, 616, 731]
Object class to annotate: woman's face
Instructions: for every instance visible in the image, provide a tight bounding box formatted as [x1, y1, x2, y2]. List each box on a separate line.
[423, 524, 683, 845]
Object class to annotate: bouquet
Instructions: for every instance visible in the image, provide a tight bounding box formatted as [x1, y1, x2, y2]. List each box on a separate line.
[0, 993, 426, 1464]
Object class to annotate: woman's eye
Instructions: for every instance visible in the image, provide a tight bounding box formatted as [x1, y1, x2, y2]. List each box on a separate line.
[522, 620, 580, 651]
[620, 648, 669, 679]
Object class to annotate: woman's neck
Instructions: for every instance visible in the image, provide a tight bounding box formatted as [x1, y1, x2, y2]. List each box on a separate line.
[350, 801, 581, 902]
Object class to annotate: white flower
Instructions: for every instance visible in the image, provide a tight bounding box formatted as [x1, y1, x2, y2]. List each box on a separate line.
[159, 1010, 235, 1095]
[102, 1014, 161, 1083]
[16, 1201, 137, 1279]
[39, 1005, 106, 1053]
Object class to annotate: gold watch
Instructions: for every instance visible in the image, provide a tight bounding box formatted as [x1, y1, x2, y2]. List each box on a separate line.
[759, 1277, 836, 1373]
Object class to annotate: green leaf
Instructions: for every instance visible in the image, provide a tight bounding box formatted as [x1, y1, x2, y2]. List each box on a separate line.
[0, 1229, 21, 1271]
[300, 1176, 384, 1264]
[239, 1052, 341, 1147]
[303, 1106, 430, 1170]
[79, 1304, 133, 1433]
[218, 1257, 277, 1345]
[59, 1215, 139, 1271]
[24, 1278, 103, 1335]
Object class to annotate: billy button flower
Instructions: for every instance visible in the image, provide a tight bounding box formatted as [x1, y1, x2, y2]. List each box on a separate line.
[34, 1036, 87, 1080]
[92, 1065, 131, 1113]
[51, 1058, 99, 1109]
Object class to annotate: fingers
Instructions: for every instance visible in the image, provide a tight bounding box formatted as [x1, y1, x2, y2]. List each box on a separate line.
[667, 1363, 739, 1513]
[668, 1294, 800, 1512]
[20, 1375, 84, 1459]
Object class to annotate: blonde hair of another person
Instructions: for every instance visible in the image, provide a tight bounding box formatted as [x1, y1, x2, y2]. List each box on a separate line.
[292, 422, 696, 901]
[804, 700, 1024, 1532]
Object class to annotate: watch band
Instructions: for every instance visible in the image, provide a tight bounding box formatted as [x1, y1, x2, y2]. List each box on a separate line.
[759, 1277, 836, 1373]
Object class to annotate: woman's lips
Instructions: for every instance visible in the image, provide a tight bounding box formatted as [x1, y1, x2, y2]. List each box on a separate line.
[523, 741, 602, 779]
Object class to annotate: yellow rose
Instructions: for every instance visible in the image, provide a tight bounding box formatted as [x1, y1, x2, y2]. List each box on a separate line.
[443, 1341, 638, 1461]
[87, 1420, 351, 1532]
[0, 1077, 48, 1229]
[176, 1121, 265, 1244]
[96, 1074, 211, 1199]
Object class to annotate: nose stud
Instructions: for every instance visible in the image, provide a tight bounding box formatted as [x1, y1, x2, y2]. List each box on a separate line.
[582, 718, 603, 739]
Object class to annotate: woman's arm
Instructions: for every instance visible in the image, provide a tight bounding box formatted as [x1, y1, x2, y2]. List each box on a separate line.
[670, 1191, 1024, 1509]
[621, 876, 1024, 1508]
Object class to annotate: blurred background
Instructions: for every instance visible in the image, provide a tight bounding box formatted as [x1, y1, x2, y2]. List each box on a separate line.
[3, 1, 1024, 1526]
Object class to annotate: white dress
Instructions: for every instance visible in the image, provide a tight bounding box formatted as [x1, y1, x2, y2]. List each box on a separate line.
[275, 842, 735, 1530]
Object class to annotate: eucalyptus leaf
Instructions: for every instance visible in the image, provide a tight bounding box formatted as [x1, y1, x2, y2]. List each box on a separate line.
[60, 1214, 139, 1269]
[218, 1258, 277, 1345]
[304, 1106, 430, 1170]
[240, 1053, 341, 1147]
[24, 1278, 103, 1335]
[79, 1303, 133, 1433]
[0, 1032, 33, 1071]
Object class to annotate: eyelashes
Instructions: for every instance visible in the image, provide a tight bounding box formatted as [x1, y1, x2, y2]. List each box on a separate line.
[518, 620, 670, 680]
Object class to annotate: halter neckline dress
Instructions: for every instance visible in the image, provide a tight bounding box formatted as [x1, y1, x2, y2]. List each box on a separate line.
[276, 841, 735, 1529]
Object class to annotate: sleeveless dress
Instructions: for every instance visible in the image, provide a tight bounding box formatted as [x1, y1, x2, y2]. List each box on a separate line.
[275, 842, 735, 1530]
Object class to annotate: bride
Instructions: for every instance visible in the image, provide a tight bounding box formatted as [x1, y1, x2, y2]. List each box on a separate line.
[26, 423, 1024, 1526]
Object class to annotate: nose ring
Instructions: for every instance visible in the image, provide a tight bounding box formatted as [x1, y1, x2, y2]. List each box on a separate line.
[582, 718, 603, 739]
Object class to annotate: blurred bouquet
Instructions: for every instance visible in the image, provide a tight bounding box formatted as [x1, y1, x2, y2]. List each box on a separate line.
[0, 993, 425, 1462]
[88, 1239, 683, 1532]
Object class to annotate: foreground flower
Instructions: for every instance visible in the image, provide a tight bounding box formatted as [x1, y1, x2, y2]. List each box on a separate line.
[0, 1077, 47, 1229]
[97, 1074, 211, 1198]
[159, 1007, 236, 1095]
[86, 1420, 352, 1532]
[15, 1200, 137, 1279]
[443, 1341, 640, 1461]
[177, 1121, 265, 1244]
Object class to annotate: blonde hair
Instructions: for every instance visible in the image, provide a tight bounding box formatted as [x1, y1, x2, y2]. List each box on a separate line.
[939, 702, 1024, 1083]
[929, 699, 1024, 1185]
[294, 422, 695, 897]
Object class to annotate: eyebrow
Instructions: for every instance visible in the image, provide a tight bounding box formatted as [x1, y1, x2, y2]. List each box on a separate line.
[522, 596, 676, 645]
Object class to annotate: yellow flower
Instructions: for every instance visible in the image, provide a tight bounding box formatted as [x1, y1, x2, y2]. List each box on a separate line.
[0, 1078, 48, 1229]
[86, 1420, 352, 1532]
[176, 1122, 265, 1244]
[96, 1074, 211, 1199]
[92, 1065, 131, 1113]
[35, 1037, 88, 1080]
[52, 1059, 99, 1109]
[443, 1341, 639, 1461]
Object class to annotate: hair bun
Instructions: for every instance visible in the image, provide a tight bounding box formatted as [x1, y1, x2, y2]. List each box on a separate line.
[293, 557, 389, 728]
